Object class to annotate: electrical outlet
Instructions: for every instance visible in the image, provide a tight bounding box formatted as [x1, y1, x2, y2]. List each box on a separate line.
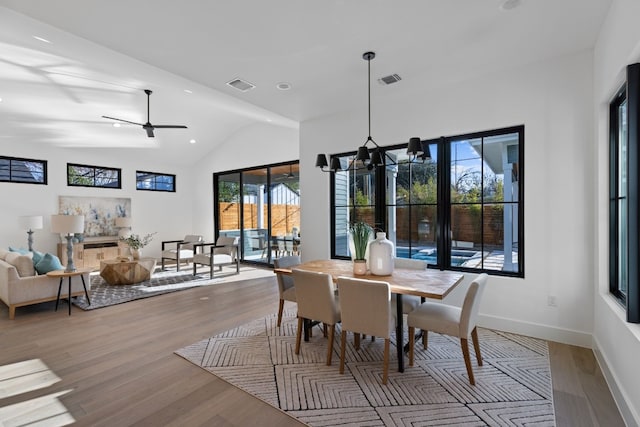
[547, 295, 557, 307]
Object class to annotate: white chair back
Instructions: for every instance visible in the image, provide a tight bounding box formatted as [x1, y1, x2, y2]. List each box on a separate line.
[292, 269, 340, 325]
[183, 234, 203, 251]
[213, 236, 239, 258]
[337, 276, 393, 339]
[274, 255, 301, 295]
[459, 273, 488, 337]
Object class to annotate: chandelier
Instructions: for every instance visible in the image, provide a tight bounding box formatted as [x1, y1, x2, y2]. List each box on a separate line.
[316, 51, 430, 173]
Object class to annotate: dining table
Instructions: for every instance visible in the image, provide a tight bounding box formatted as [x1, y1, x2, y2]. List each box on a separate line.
[274, 258, 464, 372]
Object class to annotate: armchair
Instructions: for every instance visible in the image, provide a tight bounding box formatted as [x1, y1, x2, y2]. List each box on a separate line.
[192, 236, 240, 279]
[161, 235, 203, 272]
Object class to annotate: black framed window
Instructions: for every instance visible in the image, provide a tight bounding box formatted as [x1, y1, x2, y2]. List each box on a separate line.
[136, 171, 176, 192]
[0, 156, 47, 184]
[67, 163, 121, 188]
[330, 125, 524, 278]
[610, 63, 640, 323]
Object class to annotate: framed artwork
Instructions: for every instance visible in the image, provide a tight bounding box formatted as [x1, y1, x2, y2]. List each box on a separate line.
[59, 196, 131, 237]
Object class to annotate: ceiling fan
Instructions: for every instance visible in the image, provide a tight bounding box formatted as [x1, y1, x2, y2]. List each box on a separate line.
[102, 89, 187, 137]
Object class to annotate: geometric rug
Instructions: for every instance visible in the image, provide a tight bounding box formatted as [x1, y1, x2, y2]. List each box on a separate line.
[175, 308, 556, 426]
[73, 266, 274, 310]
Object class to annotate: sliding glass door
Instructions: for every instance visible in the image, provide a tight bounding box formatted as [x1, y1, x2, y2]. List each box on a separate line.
[214, 161, 300, 266]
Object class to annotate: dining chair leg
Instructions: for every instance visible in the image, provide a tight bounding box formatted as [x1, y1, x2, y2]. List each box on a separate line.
[422, 330, 428, 350]
[339, 330, 347, 374]
[326, 324, 335, 366]
[323, 324, 328, 338]
[354, 333, 360, 350]
[461, 338, 475, 385]
[408, 326, 415, 366]
[382, 338, 390, 385]
[471, 327, 483, 366]
[295, 317, 303, 355]
[277, 299, 285, 327]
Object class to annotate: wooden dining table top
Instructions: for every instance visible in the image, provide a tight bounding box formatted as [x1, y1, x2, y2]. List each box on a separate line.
[274, 259, 464, 300]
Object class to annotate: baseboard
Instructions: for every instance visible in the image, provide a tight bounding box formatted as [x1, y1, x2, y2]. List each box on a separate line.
[592, 336, 640, 427]
[477, 314, 592, 348]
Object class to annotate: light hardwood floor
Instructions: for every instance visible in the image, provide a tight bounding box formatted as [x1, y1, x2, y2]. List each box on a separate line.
[0, 271, 625, 426]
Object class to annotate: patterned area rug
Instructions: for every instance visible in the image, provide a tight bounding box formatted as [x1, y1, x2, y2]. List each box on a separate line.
[176, 309, 556, 426]
[74, 266, 273, 310]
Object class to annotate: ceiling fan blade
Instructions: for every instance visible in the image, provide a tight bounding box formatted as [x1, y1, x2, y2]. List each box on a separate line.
[102, 116, 144, 126]
[153, 125, 188, 129]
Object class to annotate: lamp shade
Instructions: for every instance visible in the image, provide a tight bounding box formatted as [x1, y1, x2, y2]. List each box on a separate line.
[420, 140, 432, 160]
[356, 146, 370, 162]
[330, 157, 343, 172]
[19, 215, 43, 230]
[51, 214, 84, 234]
[315, 154, 329, 168]
[115, 217, 132, 228]
[407, 137, 423, 156]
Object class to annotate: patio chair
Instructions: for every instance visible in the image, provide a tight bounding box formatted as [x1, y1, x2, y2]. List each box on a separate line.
[292, 269, 341, 365]
[161, 234, 203, 271]
[408, 273, 488, 385]
[273, 255, 301, 327]
[192, 236, 240, 279]
[337, 276, 394, 385]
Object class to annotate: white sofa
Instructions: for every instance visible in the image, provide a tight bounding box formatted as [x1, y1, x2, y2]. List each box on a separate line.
[0, 249, 91, 319]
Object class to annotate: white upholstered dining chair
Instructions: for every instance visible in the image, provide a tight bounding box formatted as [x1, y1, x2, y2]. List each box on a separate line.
[337, 276, 395, 385]
[407, 273, 488, 385]
[292, 269, 341, 365]
[273, 255, 301, 327]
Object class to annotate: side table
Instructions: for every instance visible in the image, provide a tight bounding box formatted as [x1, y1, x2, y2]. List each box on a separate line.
[46, 269, 92, 315]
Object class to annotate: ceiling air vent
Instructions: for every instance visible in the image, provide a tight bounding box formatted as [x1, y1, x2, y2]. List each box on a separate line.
[226, 78, 256, 92]
[378, 74, 401, 85]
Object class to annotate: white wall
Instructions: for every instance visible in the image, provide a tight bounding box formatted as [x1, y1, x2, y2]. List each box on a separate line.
[192, 122, 299, 240]
[593, 0, 640, 425]
[0, 144, 195, 260]
[301, 50, 595, 347]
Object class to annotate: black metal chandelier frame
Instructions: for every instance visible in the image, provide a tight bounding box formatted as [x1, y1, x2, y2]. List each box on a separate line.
[316, 51, 431, 173]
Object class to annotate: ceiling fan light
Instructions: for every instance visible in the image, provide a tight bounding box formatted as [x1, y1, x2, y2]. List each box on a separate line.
[407, 137, 423, 156]
[315, 154, 329, 168]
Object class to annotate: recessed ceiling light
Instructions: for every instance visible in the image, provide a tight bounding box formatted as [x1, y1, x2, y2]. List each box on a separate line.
[266, 118, 273, 123]
[112, 123, 121, 128]
[184, 89, 193, 94]
[189, 139, 196, 144]
[499, 0, 522, 11]
[33, 35, 51, 43]
[276, 82, 292, 91]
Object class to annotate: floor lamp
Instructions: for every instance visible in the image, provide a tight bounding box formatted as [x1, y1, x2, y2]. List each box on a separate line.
[19, 215, 43, 251]
[51, 214, 85, 272]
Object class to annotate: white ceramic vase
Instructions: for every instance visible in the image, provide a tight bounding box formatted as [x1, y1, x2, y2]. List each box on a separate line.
[369, 232, 394, 275]
[131, 248, 141, 260]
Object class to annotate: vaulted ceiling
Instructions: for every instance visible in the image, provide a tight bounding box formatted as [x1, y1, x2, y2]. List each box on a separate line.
[0, 0, 611, 165]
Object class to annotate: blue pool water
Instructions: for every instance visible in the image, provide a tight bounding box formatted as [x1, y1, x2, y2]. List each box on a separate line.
[396, 247, 477, 266]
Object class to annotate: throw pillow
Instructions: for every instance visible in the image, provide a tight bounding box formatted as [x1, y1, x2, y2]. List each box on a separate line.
[35, 253, 64, 275]
[0, 248, 9, 261]
[31, 250, 44, 265]
[5, 252, 36, 277]
[8, 246, 30, 255]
